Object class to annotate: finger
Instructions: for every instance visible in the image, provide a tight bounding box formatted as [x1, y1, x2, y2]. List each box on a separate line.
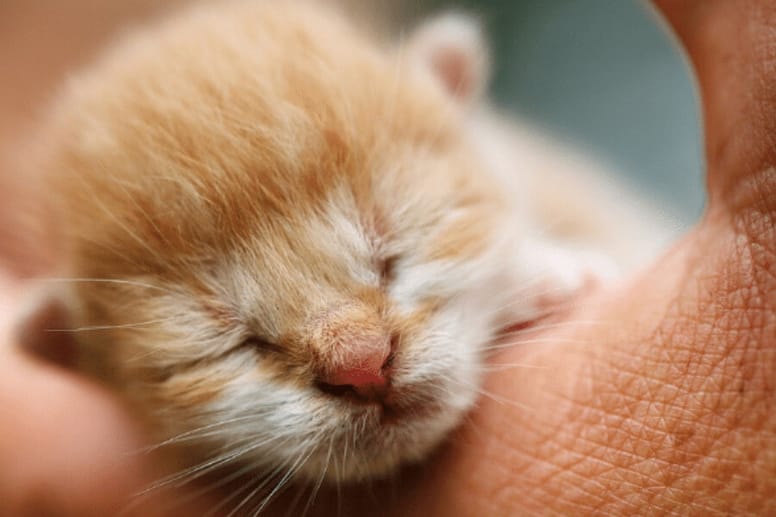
[653, 0, 776, 211]
[0, 279, 201, 517]
[0, 349, 149, 516]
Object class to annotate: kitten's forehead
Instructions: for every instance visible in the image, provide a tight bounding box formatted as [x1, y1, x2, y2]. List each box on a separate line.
[53, 2, 464, 235]
[51, 0, 505, 330]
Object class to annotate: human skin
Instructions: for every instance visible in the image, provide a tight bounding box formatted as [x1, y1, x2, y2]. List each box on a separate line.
[0, 0, 774, 515]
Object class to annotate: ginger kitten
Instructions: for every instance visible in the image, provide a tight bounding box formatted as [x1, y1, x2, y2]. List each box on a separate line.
[16, 0, 671, 492]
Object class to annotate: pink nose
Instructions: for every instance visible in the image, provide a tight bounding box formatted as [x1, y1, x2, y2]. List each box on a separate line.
[316, 335, 392, 400]
[324, 367, 388, 391]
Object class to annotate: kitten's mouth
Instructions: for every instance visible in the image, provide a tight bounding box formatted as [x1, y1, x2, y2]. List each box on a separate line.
[315, 379, 389, 402]
[318, 382, 434, 426]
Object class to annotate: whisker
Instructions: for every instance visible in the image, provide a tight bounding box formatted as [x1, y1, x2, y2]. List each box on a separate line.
[435, 371, 535, 414]
[493, 318, 614, 338]
[221, 456, 302, 517]
[471, 385, 533, 412]
[203, 477, 260, 517]
[477, 269, 620, 324]
[482, 362, 547, 372]
[483, 336, 589, 352]
[334, 424, 350, 515]
[45, 317, 180, 333]
[187, 461, 269, 517]
[136, 433, 288, 497]
[226, 472, 275, 517]
[38, 277, 177, 295]
[300, 432, 334, 517]
[282, 483, 310, 517]
[252, 436, 322, 516]
[133, 415, 263, 454]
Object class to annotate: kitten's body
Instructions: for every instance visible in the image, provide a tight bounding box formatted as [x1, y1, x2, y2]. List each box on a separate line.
[20, 0, 672, 486]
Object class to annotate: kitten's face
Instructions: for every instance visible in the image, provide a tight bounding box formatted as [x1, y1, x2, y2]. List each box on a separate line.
[45, 2, 520, 481]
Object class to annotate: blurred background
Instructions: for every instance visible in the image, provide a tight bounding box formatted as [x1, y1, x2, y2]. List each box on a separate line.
[405, 0, 705, 224]
[0, 0, 704, 242]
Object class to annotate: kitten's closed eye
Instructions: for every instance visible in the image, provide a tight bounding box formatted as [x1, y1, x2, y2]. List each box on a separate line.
[242, 335, 282, 355]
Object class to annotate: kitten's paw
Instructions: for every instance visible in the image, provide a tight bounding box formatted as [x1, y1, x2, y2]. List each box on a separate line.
[519, 241, 619, 315]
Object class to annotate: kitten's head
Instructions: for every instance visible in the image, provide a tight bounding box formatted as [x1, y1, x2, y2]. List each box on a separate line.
[38, 2, 519, 482]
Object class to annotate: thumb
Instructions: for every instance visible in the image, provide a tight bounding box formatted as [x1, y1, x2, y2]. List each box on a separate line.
[655, 0, 776, 216]
[0, 278, 209, 516]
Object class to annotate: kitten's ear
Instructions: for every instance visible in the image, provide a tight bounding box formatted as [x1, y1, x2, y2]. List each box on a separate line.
[15, 285, 78, 368]
[406, 12, 490, 105]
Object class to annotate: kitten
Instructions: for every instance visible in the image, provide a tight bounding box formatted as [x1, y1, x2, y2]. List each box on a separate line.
[18, 0, 670, 488]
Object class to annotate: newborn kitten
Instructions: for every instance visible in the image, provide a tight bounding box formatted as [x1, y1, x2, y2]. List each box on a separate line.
[21, 0, 668, 488]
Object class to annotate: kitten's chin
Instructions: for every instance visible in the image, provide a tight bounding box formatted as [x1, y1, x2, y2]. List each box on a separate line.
[295, 399, 468, 483]
[298, 363, 483, 482]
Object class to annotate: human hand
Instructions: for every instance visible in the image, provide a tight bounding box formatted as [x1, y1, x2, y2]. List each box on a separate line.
[343, 1, 774, 514]
[2, 0, 774, 515]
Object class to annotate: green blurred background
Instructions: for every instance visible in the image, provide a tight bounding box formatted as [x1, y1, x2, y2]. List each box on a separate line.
[408, 0, 704, 226]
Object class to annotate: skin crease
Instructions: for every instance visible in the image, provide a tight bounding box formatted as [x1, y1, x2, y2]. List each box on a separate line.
[0, 0, 774, 516]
